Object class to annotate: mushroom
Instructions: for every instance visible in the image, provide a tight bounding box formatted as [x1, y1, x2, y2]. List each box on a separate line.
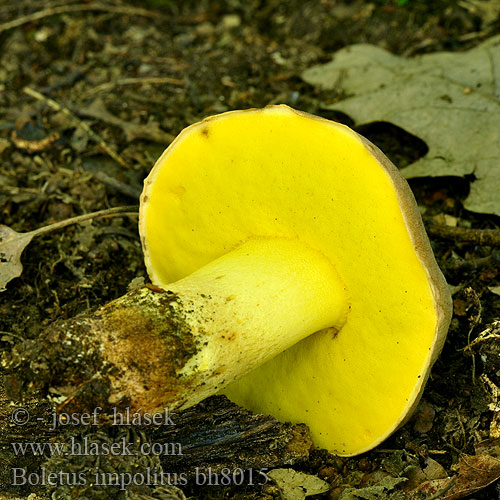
[139, 105, 452, 455]
[5, 105, 452, 457]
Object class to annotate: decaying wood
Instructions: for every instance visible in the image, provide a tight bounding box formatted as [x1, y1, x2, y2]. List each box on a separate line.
[425, 219, 500, 246]
[0, 376, 55, 493]
[154, 396, 312, 477]
[0, 371, 312, 495]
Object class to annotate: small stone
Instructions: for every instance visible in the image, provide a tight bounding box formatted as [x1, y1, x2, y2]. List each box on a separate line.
[358, 457, 372, 471]
[196, 22, 215, 36]
[221, 14, 241, 29]
[318, 466, 339, 482]
[413, 400, 436, 434]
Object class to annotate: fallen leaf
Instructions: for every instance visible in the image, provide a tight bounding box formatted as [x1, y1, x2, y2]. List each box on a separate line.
[0, 225, 34, 292]
[405, 456, 447, 489]
[0, 206, 137, 292]
[407, 450, 500, 500]
[475, 436, 500, 455]
[462, 0, 500, 28]
[339, 475, 406, 500]
[302, 35, 500, 216]
[267, 469, 330, 500]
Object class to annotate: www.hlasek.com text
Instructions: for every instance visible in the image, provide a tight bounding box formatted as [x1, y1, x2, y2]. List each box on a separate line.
[12, 436, 183, 457]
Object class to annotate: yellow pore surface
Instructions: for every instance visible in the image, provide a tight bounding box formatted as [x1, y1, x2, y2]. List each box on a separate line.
[141, 106, 438, 455]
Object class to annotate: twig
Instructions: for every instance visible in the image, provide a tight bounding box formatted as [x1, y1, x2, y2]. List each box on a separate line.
[27, 205, 138, 240]
[11, 130, 60, 153]
[76, 97, 174, 144]
[23, 86, 129, 169]
[374, 448, 447, 454]
[455, 408, 467, 449]
[465, 320, 500, 350]
[0, 331, 25, 342]
[93, 171, 141, 199]
[425, 219, 500, 246]
[82, 76, 185, 99]
[441, 251, 500, 273]
[425, 475, 458, 500]
[40, 67, 87, 94]
[0, 3, 162, 35]
[468, 288, 482, 384]
[0, 0, 75, 16]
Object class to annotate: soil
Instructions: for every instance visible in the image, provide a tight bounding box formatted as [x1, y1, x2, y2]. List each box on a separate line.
[1, 1, 500, 499]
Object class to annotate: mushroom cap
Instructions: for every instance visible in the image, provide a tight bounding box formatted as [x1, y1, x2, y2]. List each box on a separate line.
[139, 105, 452, 456]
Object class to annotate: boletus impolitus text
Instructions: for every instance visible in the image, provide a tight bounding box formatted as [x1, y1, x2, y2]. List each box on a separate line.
[5, 105, 452, 456]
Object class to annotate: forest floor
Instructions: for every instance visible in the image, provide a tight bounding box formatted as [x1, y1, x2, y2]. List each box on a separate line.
[1, 1, 500, 499]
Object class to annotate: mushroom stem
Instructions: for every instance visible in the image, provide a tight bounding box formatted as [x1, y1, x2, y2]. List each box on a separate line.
[6, 238, 348, 414]
[165, 238, 348, 407]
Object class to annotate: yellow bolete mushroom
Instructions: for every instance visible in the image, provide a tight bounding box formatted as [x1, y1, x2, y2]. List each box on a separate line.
[5, 105, 451, 458]
[139, 105, 452, 456]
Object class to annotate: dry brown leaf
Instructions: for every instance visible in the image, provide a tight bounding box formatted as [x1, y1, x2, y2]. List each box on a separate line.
[0, 225, 34, 292]
[407, 450, 500, 500]
[268, 469, 330, 500]
[475, 436, 500, 455]
[302, 35, 500, 215]
[0, 206, 137, 292]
